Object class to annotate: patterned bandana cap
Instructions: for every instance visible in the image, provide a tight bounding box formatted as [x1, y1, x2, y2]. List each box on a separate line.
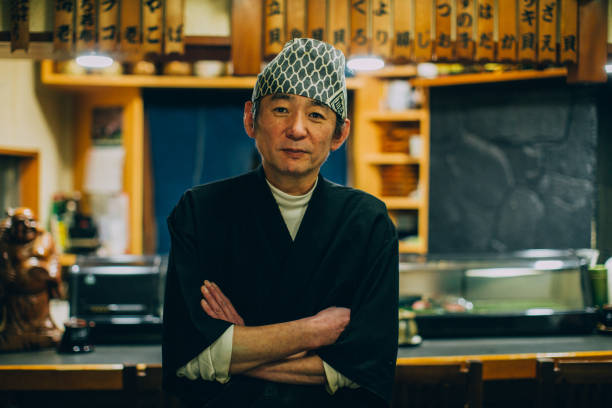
[251, 38, 347, 119]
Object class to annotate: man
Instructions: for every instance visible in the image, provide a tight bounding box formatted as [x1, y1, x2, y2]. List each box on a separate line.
[163, 38, 399, 407]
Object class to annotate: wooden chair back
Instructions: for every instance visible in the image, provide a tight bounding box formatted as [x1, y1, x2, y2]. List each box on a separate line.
[536, 358, 612, 408]
[392, 360, 483, 408]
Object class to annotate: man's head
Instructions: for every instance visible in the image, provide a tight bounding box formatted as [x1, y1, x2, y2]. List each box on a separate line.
[244, 39, 351, 193]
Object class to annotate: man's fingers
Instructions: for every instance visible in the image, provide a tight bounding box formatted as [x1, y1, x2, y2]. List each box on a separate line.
[209, 281, 244, 324]
[201, 298, 218, 319]
[204, 281, 232, 321]
[201, 284, 224, 317]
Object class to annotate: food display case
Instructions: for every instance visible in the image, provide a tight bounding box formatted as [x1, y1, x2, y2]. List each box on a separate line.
[399, 250, 599, 338]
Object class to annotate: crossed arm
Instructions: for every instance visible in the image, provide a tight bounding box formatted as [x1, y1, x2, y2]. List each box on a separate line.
[200, 280, 350, 384]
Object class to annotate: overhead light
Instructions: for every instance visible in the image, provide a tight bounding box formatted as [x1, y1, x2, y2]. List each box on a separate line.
[76, 54, 114, 69]
[346, 56, 385, 72]
[606, 64, 612, 74]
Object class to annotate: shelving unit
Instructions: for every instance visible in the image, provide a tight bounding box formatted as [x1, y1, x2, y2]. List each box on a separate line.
[352, 74, 430, 254]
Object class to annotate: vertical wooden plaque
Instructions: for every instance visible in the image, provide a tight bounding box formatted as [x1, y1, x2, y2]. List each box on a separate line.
[165, 0, 185, 54]
[120, 0, 141, 57]
[537, 0, 557, 64]
[329, 0, 349, 54]
[518, 0, 537, 62]
[286, 0, 306, 40]
[232, 0, 263, 75]
[371, 0, 391, 59]
[498, 0, 518, 62]
[264, 0, 285, 58]
[142, 0, 164, 55]
[560, 0, 577, 64]
[435, 0, 453, 60]
[98, 0, 119, 53]
[414, 0, 433, 61]
[54, 0, 73, 53]
[456, 0, 475, 60]
[476, 0, 495, 61]
[350, 0, 370, 55]
[393, 0, 412, 63]
[307, 0, 326, 41]
[10, 0, 30, 52]
[76, 0, 96, 52]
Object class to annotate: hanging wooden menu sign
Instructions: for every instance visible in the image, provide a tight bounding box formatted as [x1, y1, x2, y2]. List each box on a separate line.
[232, 0, 263, 75]
[497, 0, 517, 62]
[435, 0, 453, 60]
[518, 0, 537, 62]
[414, 0, 433, 61]
[350, 0, 370, 55]
[54, 0, 73, 53]
[537, 0, 557, 64]
[10, 0, 29, 52]
[120, 0, 141, 56]
[307, 0, 326, 41]
[476, 0, 495, 61]
[76, 0, 96, 52]
[393, 0, 412, 63]
[143, 0, 164, 55]
[560, 0, 577, 64]
[286, 0, 306, 40]
[265, 0, 285, 58]
[98, 0, 119, 53]
[165, 0, 185, 54]
[371, 0, 391, 59]
[328, 0, 349, 54]
[456, 0, 475, 60]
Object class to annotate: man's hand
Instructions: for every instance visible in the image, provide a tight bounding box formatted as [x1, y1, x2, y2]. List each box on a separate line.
[200, 280, 244, 326]
[307, 307, 350, 349]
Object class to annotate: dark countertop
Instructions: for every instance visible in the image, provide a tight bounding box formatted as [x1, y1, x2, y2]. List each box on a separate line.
[1, 334, 610, 366]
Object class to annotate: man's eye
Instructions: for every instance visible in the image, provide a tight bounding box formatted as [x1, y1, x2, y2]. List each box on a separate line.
[310, 112, 325, 119]
[273, 107, 288, 113]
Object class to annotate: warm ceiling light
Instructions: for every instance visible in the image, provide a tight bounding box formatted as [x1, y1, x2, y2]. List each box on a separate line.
[346, 56, 385, 72]
[75, 54, 114, 68]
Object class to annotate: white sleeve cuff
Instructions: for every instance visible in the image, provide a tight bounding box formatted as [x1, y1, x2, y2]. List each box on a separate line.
[175, 325, 234, 383]
[322, 360, 360, 395]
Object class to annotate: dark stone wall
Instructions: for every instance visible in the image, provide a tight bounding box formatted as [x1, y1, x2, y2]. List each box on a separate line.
[428, 79, 599, 253]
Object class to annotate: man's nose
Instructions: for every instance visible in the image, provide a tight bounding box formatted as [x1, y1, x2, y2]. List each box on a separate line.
[286, 113, 307, 140]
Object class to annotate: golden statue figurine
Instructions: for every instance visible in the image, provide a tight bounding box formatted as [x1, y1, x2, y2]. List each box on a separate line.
[0, 207, 62, 352]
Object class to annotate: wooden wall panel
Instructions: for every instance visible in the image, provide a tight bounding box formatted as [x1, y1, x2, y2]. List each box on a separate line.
[518, 0, 537, 62]
[98, 0, 119, 53]
[435, 0, 453, 60]
[76, 0, 96, 52]
[476, 0, 495, 61]
[568, 0, 607, 82]
[120, 0, 141, 58]
[393, 0, 412, 62]
[232, 0, 263, 74]
[350, 0, 370, 55]
[307, 0, 326, 40]
[53, 0, 73, 53]
[456, 0, 475, 60]
[165, 0, 185, 54]
[414, 0, 433, 61]
[328, 0, 349, 54]
[498, 0, 518, 62]
[371, 0, 392, 59]
[264, 0, 285, 58]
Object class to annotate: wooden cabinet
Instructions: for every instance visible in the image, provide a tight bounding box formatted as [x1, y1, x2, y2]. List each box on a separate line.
[352, 72, 430, 254]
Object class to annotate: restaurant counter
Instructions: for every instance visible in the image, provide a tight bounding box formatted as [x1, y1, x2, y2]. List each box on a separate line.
[1, 334, 611, 391]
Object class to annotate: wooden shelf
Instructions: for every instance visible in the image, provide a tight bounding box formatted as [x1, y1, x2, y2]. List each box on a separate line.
[411, 68, 567, 87]
[40, 60, 364, 90]
[399, 240, 426, 254]
[366, 110, 426, 122]
[364, 153, 421, 165]
[381, 197, 423, 210]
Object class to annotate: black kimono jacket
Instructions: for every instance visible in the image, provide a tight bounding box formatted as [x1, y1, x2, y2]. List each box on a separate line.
[163, 167, 399, 408]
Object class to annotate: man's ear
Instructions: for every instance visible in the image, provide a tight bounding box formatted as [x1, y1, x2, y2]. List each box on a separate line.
[330, 118, 351, 152]
[244, 101, 255, 139]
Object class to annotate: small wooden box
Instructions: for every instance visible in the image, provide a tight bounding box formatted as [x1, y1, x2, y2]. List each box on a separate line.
[380, 165, 418, 196]
[381, 127, 412, 153]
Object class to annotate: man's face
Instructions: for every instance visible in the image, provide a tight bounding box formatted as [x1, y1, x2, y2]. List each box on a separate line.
[244, 93, 349, 186]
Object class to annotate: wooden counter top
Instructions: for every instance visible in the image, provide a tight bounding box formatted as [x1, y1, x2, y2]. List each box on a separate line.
[1, 335, 611, 390]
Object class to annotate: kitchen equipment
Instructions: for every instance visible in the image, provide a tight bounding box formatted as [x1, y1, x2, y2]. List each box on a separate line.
[69, 255, 165, 343]
[399, 250, 598, 338]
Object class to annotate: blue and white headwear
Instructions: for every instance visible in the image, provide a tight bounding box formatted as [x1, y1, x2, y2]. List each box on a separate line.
[251, 38, 348, 119]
